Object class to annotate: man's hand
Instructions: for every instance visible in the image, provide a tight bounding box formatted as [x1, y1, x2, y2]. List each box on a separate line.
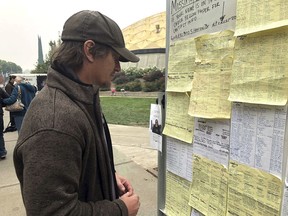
[115, 173, 133, 196]
[120, 192, 140, 216]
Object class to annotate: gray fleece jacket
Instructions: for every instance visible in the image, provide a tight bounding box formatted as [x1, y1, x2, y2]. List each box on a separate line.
[13, 67, 128, 216]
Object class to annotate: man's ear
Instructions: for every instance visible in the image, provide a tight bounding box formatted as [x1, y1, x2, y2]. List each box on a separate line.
[83, 40, 95, 62]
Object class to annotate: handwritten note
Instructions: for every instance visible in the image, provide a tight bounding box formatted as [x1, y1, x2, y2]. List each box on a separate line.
[167, 37, 196, 92]
[165, 171, 192, 216]
[230, 102, 287, 178]
[189, 154, 228, 215]
[227, 161, 282, 216]
[188, 30, 235, 119]
[167, 136, 193, 181]
[163, 92, 194, 144]
[235, 0, 288, 36]
[170, 0, 237, 41]
[228, 28, 288, 105]
[193, 118, 230, 167]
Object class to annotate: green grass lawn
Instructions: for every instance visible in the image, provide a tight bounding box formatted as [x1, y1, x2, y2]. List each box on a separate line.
[100, 97, 156, 127]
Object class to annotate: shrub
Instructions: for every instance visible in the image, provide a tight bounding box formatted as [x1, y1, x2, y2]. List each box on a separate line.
[124, 67, 145, 78]
[112, 67, 165, 92]
[142, 76, 165, 92]
[126, 80, 142, 92]
[116, 85, 126, 92]
[112, 72, 125, 81]
[113, 76, 129, 85]
[143, 69, 164, 82]
[158, 77, 165, 92]
[142, 81, 158, 92]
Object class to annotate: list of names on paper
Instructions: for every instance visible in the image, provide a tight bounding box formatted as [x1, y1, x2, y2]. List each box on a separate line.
[227, 161, 282, 215]
[188, 31, 235, 119]
[193, 118, 230, 167]
[230, 102, 287, 178]
[167, 136, 193, 181]
[228, 29, 288, 105]
[165, 171, 192, 216]
[163, 92, 194, 143]
[235, 0, 288, 36]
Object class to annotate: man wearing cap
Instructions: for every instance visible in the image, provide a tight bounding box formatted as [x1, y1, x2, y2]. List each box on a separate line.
[13, 10, 140, 216]
[4, 75, 17, 132]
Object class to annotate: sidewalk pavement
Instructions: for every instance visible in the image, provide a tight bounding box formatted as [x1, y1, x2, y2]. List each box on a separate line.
[0, 111, 158, 216]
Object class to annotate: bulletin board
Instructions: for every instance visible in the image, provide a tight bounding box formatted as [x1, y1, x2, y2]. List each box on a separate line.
[158, 0, 288, 215]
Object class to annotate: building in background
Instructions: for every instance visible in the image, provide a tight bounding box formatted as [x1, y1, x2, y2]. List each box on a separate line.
[121, 12, 166, 70]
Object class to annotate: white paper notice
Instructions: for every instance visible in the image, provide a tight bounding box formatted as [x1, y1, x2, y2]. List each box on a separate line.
[193, 118, 230, 167]
[281, 187, 288, 216]
[149, 104, 162, 151]
[170, 0, 237, 42]
[167, 136, 193, 181]
[230, 102, 287, 178]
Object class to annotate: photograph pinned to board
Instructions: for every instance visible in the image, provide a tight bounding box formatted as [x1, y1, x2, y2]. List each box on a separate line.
[149, 104, 162, 151]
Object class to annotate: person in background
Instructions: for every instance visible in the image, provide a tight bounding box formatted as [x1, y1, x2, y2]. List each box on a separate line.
[4, 75, 17, 132]
[13, 10, 140, 216]
[111, 87, 116, 96]
[2, 76, 36, 132]
[5, 75, 16, 94]
[0, 85, 9, 159]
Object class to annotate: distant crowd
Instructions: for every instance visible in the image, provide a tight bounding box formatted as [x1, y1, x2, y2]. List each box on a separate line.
[0, 75, 36, 159]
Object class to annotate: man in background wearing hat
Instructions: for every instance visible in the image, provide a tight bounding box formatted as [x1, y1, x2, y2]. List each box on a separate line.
[13, 10, 140, 216]
[4, 75, 17, 132]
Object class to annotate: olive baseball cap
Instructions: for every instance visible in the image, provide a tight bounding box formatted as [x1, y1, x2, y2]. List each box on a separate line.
[61, 10, 139, 63]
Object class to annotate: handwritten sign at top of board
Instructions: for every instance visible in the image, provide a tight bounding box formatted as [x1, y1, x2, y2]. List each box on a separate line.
[170, 0, 237, 42]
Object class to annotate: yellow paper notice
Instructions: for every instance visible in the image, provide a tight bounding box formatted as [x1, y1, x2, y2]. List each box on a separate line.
[163, 92, 194, 144]
[188, 31, 235, 119]
[229, 28, 288, 105]
[165, 171, 192, 216]
[167, 37, 196, 92]
[227, 161, 283, 216]
[189, 154, 228, 216]
[235, 0, 288, 36]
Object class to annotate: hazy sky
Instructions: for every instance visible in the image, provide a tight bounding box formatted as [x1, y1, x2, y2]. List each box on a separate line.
[0, 0, 166, 72]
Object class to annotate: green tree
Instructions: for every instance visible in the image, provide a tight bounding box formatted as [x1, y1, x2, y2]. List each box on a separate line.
[0, 59, 22, 74]
[31, 38, 60, 74]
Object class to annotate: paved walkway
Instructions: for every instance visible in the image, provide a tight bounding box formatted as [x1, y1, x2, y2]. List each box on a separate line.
[109, 124, 158, 172]
[0, 112, 158, 216]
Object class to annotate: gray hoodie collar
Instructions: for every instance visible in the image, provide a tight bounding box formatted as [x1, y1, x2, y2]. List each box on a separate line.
[46, 66, 100, 105]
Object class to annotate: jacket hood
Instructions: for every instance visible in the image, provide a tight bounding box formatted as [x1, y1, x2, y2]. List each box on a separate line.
[46, 66, 100, 105]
